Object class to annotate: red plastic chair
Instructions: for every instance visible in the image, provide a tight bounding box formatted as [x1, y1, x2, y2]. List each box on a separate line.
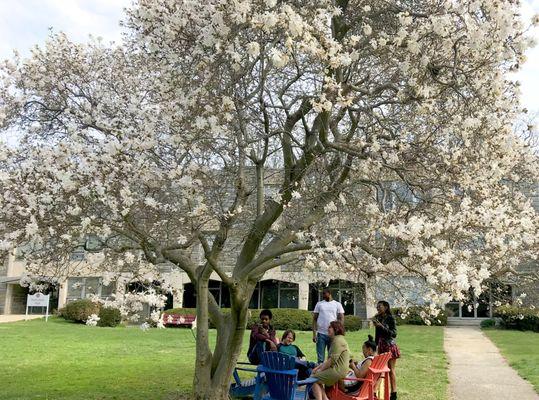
[326, 353, 392, 400]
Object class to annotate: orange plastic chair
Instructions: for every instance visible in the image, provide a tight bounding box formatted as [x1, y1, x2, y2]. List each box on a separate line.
[326, 352, 392, 400]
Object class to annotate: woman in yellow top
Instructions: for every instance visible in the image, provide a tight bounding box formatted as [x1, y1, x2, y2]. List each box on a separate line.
[311, 320, 351, 400]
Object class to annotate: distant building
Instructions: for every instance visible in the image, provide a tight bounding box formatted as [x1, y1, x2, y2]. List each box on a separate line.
[1, 181, 537, 323]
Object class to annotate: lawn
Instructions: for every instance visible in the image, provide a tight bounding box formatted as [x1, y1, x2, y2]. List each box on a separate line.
[483, 329, 539, 393]
[0, 318, 448, 400]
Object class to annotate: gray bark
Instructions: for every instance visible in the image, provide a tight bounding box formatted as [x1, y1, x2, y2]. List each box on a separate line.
[192, 280, 254, 400]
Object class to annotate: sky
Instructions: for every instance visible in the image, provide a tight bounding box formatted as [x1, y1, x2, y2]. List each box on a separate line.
[0, 0, 538, 114]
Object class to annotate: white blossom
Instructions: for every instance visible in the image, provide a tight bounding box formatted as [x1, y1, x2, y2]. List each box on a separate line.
[86, 314, 100, 327]
[269, 48, 288, 68]
[246, 42, 260, 58]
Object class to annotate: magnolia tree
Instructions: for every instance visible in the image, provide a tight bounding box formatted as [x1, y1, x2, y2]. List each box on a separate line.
[1, 0, 539, 398]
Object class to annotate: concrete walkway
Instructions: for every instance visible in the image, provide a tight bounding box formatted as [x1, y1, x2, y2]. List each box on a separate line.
[445, 326, 539, 400]
[0, 314, 44, 323]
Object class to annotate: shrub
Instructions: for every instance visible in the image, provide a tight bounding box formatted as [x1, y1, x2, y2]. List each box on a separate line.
[163, 308, 363, 331]
[494, 305, 539, 332]
[344, 315, 362, 332]
[248, 309, 313, 331]
[97, 307, 122, 327]
[480, 319, 496, 329]
[60, 299, 100, 323]
[392, 306, 448, 326]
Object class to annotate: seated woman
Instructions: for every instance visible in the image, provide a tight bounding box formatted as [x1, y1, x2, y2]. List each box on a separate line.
[278, 330, 314, 379]
[342, 335, 377, 393]
[311, 320, 351, 400]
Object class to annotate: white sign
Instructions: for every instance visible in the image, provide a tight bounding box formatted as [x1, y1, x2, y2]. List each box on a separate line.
[27, 293, 50, 307]
[26, 293, 50, 321]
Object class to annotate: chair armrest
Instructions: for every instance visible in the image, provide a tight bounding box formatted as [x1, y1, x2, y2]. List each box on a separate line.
[234, 367, 259, 373]
[369, 367, 390, 374]
[256, 365, 297, 376]
[297, 377, 319, 386]
[341, 377, 373, 382]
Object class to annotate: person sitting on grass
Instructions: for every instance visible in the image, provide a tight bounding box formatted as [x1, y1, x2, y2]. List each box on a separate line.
[278, 329, 315, 379]
[341, 334, 377, 393]
[310, 320, 351, 400]
[247, 309, 278, 365]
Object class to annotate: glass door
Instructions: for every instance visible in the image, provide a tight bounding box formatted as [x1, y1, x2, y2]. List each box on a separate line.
[445, 289, 492, 319]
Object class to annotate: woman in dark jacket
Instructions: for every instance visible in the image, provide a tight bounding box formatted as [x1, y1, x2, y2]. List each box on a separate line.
[372, 301, 400, 400]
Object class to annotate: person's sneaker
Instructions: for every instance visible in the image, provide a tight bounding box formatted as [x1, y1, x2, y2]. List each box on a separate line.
[390, 392, 398, 400]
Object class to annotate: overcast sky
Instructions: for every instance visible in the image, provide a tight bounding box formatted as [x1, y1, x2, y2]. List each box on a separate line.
[0, 0, 538, 114]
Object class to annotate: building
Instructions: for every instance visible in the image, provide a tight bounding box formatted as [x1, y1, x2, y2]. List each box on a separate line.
[1, 180, 538, 323]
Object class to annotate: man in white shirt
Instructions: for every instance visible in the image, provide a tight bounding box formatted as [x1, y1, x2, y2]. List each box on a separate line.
[312, 288, 345, 363]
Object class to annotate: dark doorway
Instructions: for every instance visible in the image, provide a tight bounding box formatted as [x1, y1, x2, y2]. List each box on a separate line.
[183, 283, 196, 308]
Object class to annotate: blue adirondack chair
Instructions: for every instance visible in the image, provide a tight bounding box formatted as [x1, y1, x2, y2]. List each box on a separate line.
[253, 352, 318, 400]
[229, 361, 260, 398]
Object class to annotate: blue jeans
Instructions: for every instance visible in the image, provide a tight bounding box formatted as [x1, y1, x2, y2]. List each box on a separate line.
[316, 333, 331, 363]
[248, 341, 266, 365]
[295, 358, 316, 380]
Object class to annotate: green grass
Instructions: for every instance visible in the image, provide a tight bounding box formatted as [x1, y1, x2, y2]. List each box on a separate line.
[483, 329, 539, 393]
[0, 318, 448, 400]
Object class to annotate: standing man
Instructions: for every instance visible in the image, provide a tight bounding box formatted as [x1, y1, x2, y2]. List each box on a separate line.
[312, 288, 345, 363]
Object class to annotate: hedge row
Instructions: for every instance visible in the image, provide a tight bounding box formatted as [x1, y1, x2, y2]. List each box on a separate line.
[163, 308, 362, 331]
[392, 306, 448, 326]
[494, 305, 539, 332]
[480, 319, 496, 329]
[59, 299, 122, 327]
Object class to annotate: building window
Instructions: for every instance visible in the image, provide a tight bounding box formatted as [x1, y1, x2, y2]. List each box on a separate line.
[67, 278, 84, 299]
[67, 277, 116, 301]
[182, 280, 231, 308]
[249, 285, 260, 309]
[100, 281, 116, 298]
[261, 281, 279, 309]
[259, 280, 298, 309]
[279, 282, 299, 308]
[309, 280, 361, 315]
[445, 282, 511, 319]
[182, 280, 298, 309]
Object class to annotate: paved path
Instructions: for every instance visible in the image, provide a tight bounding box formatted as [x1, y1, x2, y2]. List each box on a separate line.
[445, 326, 539, 400]
[0, 314, 44, 323]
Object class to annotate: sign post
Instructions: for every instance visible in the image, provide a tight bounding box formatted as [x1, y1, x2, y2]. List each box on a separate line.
[26, 293, 50, 322]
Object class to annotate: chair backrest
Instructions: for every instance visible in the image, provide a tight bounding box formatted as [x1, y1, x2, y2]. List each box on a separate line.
[356, 352, 392, 398]
[260, 352, 298, 400]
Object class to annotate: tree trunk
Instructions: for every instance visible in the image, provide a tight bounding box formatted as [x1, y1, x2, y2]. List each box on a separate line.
[193, 279, 213, 399]
[193, 284, 252, 400]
